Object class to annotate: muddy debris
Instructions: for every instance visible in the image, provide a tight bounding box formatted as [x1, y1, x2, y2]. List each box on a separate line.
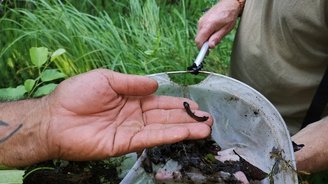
[144, 138, 267, 183]
[23, 160, 122, 184]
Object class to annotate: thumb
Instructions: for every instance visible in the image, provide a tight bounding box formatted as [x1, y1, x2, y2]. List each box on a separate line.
[101, 69, 158, 96]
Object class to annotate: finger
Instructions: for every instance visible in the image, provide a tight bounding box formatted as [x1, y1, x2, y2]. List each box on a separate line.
[208, 22, 236, 48]
[196, 21, 227, 49]
[143, 109, 212, 125]
[195, 23, 214, 49]
[99, 69, 158, 96]
[195, 6, 227, 49]
[208, 30, 225, 48]
[130, 123, 212, 151]
[141, 96, 198, 111]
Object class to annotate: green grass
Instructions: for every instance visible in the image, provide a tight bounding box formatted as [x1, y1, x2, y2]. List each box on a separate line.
[0, 0, 233, 88]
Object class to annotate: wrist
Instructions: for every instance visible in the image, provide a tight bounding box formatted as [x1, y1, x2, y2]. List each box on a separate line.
[220, 0, 245, 17]
[0, 97, 52, 167]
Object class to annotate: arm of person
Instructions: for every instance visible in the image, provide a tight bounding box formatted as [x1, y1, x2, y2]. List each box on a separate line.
[0, 69, 213, 167]
[292, 116, 328, 173]
[195, 0, 245, 49]
[0, 98, 51, 167]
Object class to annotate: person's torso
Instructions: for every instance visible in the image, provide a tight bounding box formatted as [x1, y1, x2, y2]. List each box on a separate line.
[230, 0, 328, 134]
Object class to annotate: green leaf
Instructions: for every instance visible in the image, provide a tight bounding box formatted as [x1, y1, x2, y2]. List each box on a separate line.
[0, 170, 24, 184]
[204, 153, 217, 163]
[50, 48, 66, 61]
[29, 47, 49, 68]
[24, 79, 36, 92]
[0, 85, 27, 100]
[33, 83, 57, 97]
[41, 69, 66, 82]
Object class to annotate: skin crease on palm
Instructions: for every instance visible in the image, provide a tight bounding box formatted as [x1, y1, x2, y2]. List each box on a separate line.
[44, 69, 213, 163]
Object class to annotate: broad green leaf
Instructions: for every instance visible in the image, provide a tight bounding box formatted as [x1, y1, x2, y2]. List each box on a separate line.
[24, 79, 36, 92]
[29, 47, 49, 68]
[33, 83, 57, 97]
[50, 48, 66, 61]
[0, 170, 24, 184]
[41, 69, 66, 82]
[0, 85, 27, 100]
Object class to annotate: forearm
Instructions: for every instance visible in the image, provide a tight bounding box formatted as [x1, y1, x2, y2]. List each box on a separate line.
[293, 116, 328, 173]
[0, 97, 50, 167]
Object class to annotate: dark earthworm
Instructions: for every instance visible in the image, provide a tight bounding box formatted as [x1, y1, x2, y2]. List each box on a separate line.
[183, 102, 209, 122]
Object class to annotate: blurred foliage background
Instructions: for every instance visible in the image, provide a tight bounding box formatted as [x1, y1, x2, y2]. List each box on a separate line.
[0, 0, 233, 88]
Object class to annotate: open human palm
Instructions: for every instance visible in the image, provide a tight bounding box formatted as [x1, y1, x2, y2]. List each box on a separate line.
[45, 69, 212, 161]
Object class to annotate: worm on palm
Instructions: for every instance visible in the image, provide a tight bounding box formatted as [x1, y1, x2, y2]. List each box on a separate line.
[183, 102, 209, 122]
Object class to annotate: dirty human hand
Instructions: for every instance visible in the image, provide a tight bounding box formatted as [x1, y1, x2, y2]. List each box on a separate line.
[292, 116, 328, 173]
[0, 69, 212, 167]
[195, 0, 245, 49]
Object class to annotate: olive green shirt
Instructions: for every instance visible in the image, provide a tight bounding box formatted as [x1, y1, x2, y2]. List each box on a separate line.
[230, 0, 328, 134]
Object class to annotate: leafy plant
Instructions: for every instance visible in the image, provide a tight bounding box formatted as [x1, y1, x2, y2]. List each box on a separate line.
[0, 170, 25, 184]
[0, 0, 232, 88]
[0, 47, 66, 100]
